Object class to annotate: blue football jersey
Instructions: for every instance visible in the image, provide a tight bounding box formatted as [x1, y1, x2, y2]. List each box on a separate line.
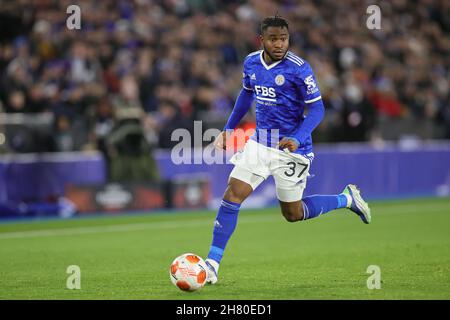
[243, 50, 322, 155]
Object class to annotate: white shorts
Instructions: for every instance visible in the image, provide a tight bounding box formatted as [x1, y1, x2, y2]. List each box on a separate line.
[229, 139, 313, 202]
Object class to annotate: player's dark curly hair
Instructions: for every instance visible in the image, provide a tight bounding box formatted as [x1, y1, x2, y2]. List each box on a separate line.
[260, 15, 289, 34]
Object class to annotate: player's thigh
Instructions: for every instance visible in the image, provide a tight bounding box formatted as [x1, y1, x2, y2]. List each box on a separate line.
[272, 155, 309, 221]
[223, 177, 253, 204]
[271, 154, 310, 203]
[274, 182, 306, 202]
[226, 167, 264, 203]
[229, 139, 271, 178]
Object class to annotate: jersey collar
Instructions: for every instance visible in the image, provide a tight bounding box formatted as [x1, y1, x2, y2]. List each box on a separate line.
[259, 50, 288, 70]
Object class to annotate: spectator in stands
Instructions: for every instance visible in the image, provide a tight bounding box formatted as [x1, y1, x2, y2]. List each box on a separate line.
[0, 0, 448, 152]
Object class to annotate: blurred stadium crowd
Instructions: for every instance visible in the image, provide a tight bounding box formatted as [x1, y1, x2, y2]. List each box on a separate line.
[0, 0, 449, 157]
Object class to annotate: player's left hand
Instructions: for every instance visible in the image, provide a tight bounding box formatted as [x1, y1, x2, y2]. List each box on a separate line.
[278, 137, 299, 152]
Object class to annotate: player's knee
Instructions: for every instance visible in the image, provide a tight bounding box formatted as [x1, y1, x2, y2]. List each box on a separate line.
[224, 190, 241, 204]
[224, 184, 249, 204]
[284, 214, 300, 222]
[281, 205, 304, 222]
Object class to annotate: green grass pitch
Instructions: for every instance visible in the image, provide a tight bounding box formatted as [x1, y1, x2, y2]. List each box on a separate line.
[0, 197, 449, 300]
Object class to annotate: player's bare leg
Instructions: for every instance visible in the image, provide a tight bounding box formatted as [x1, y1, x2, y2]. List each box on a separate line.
[279, 200, 304, 222]
[205, 177, 254, 284]
[223, 177, 254, 204]
[279, 188, 371, 223]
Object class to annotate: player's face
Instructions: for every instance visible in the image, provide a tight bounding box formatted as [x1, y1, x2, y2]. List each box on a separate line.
[261, 26, 289, 61]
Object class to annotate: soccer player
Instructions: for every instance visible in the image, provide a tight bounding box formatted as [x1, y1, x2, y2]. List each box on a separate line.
[204, 16, 371, 284]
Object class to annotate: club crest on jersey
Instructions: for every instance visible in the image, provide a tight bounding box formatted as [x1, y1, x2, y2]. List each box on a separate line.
[275, 74, 285, 86]
[251, 73, 256, 80]
[304, 75, 318, 94]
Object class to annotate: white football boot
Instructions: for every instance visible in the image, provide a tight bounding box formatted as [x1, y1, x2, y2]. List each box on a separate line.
[342, 184, 372, 224]
[205, 259, 219, 284]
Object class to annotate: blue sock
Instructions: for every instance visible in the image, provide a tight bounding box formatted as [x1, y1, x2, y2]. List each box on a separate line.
[302, 194, 348, 220]
[207, 199, 241, 264]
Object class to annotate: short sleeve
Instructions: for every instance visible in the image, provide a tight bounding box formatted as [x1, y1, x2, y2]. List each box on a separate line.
[299, 63, 322, 104]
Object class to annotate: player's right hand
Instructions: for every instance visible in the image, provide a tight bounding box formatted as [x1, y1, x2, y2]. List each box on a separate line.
[214, 131, 228, 150]
[278, 137, 300, 152]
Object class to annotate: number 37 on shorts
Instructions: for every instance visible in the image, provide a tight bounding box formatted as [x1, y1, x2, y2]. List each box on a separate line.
[229, 139, 313, 197]
[283, 159, 309, 180]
